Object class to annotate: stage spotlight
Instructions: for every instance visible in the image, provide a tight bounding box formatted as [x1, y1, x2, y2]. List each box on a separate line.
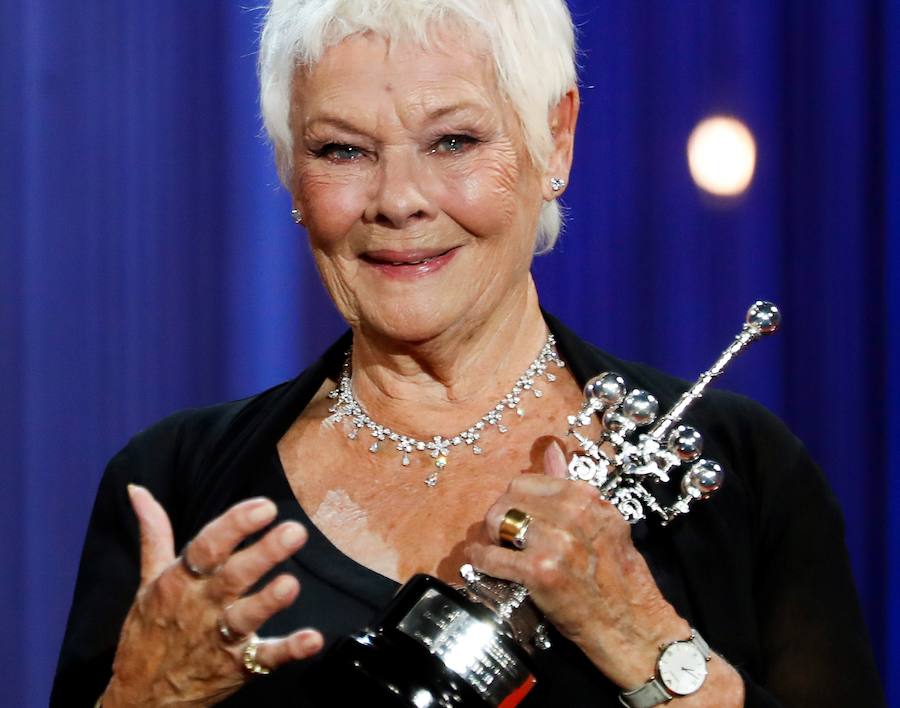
[687, 115, 757, 197]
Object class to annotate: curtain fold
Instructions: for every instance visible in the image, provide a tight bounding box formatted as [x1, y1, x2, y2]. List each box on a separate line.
[1, 1, 895, 705]
[884, 0, 899, 705]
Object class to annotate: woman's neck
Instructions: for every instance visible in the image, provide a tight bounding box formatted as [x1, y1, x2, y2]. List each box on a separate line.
[348, 278, 549, 439]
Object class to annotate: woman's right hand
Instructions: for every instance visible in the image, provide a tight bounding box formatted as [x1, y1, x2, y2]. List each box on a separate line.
[101, 485, 323, 707]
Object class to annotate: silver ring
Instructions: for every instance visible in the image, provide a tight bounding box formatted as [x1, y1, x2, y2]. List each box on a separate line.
[217, 611, 247, 645]
[180, 548, 216, 579]
[242, 634, 272, 676]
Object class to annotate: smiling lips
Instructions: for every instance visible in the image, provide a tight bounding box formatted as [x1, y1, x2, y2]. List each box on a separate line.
[361, 247, 459, 277]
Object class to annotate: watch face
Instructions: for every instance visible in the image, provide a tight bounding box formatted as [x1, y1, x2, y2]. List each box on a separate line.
[658, 641, 708, 695]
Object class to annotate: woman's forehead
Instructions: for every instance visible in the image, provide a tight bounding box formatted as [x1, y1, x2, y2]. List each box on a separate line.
[292, 32, 505, 124]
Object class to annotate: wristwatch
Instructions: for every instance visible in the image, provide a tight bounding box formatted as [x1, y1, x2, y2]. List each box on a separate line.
[618, 629, 711, 708]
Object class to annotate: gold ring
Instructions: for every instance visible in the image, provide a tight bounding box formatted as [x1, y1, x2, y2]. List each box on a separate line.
[499, 508, 533, 550]
[242, 634, 272, 676]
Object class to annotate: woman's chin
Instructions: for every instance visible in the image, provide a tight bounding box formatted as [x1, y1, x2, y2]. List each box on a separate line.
[359, 306, 476, 346]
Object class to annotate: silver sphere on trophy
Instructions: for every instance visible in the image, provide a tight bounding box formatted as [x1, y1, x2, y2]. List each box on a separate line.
[315, 301, 781, 707]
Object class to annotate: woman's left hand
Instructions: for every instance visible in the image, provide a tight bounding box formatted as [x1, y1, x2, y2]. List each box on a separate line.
[465, 442, 692, 689]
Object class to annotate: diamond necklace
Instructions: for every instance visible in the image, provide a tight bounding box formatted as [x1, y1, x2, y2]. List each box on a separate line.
[326, 333, 565, 487]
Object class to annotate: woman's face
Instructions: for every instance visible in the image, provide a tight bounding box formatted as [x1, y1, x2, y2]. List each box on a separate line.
[289, 31, 549, 344]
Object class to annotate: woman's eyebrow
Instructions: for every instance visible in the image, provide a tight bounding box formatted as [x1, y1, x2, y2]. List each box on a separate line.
[304, 115, 369, 137]
[303, 101, 489, 139]
[423, 100, 487, 123]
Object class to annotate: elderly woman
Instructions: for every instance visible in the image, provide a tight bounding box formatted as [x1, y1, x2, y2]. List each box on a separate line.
[53, 1, 883, 706]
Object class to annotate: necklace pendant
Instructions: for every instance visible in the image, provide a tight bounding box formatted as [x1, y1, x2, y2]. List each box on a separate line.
[369, 442, 379, 453]
[425, 472, 439, 487]
[401, 453, 410, 466]
[435, 455, 447, 470]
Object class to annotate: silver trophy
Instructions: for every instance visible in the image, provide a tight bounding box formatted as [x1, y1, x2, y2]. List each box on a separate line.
[563, 299, 781, 524]
[317, 302, 781, 707]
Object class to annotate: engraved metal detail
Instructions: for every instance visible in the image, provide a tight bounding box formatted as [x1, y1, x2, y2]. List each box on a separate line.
[397, 588, 535, 706]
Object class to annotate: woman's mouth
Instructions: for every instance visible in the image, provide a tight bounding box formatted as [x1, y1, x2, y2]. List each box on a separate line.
[361, 247, 459, 278]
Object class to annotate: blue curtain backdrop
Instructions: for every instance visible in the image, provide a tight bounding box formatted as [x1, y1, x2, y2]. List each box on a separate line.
[1, 1, 897, 705]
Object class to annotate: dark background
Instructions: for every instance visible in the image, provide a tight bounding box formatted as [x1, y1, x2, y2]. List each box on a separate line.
[1, 1, 897, 705]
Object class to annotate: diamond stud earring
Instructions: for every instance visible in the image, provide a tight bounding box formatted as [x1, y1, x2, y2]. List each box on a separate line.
[291, 208, 303, 224]
[550, 177, 566, 192]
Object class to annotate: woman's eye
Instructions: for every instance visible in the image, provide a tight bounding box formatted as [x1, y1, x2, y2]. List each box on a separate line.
[315, 143, 364, 161]
[430, 135, 478, 155]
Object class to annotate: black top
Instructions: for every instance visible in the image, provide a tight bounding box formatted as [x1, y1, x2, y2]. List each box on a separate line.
[51, 315, 885, 707]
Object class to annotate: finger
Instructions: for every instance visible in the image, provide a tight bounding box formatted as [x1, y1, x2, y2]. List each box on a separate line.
[222, 574, 299, 640]
[466, 542, 529, 586]
[252, 628, 325, 670]
[183, 497, 278, 577]
[481, 477, 568, 546]
[483, 486, 560, 545]
[484, 482, 601, 546]
[213, 522, 308, 600]
[128, 484, 175, 583]
[469, 519, 584, 596]
[506, 474, 571, 497]
[544, 440, 568, 479]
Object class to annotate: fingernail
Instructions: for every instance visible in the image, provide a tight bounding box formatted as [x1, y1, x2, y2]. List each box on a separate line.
[273, 576, 294, 599]
[281, 523, 305, 547]
[126, 483, 145, 505]
[545, 441, 565, 464]
[303, 630, 324, 652]
[126, 485, 138, 514]
[248, 501, 277, 524]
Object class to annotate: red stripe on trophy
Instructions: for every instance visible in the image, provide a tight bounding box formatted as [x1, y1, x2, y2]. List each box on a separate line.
[498, 674, 536, 708]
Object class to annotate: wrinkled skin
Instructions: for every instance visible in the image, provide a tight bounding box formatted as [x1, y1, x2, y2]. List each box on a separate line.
[466, 445, 745, 704]
[102, 487, 323, 707]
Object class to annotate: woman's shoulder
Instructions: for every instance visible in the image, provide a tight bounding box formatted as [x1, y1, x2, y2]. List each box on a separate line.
[121, 382, 293, 468]
[100, 332, 352, 532]
[118, 330, 352, 477]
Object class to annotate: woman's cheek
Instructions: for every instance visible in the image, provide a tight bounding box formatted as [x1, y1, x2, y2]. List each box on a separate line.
[309, 247, 362, 325]
[443, 155, 522, 237]
[297, 168, 370, 247]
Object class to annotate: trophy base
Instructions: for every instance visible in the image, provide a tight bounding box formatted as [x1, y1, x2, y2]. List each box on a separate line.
[310, 574, 537, 707]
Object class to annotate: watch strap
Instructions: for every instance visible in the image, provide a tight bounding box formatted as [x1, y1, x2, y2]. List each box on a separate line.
[618, 678, 672, 708]
[690, 629, 711, 659]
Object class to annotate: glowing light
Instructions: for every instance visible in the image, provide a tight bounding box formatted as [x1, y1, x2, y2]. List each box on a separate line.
[412, 689, 435, 708]
[442, 620, 494, 675]
[687, 115, 757, 197]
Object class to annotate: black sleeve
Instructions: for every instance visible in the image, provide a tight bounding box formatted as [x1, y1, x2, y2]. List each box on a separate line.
[50, 426, 181, 707]
[736, 403, 885, 707]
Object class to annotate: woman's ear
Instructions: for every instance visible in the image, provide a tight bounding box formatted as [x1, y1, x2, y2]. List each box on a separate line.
[542, 86, 580, 201]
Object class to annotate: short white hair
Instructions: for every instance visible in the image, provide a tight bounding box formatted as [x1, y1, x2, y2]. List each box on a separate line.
[258, 0, 577, 253]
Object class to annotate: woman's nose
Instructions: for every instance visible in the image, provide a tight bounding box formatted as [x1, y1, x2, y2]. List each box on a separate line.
[365, 149, 438, 229]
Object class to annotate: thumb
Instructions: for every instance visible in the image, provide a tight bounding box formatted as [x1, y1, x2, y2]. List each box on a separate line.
[543, 440, 568, 479]
[128, 484, 176, 584]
